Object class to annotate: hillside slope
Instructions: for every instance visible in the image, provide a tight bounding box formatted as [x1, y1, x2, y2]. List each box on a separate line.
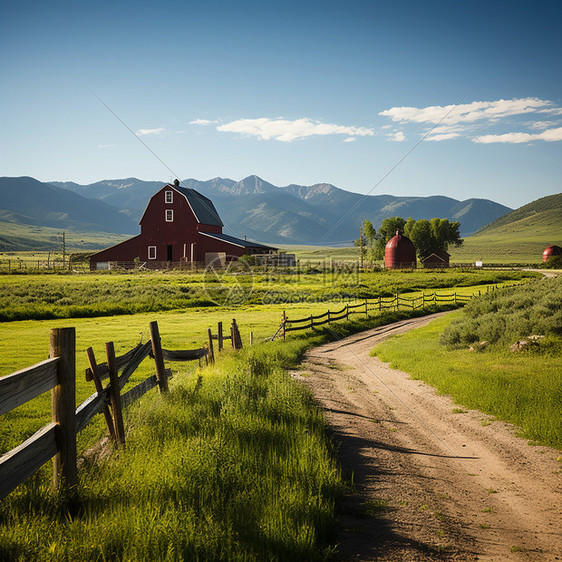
[449, 192, 562, 263]
[0, 177, 138, 234]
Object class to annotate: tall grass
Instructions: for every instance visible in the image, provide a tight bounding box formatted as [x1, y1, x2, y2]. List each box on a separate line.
[0, 342, 344, 561]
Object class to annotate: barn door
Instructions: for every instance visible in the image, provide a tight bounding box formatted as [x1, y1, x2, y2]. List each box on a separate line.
[167, 245, 173, 262]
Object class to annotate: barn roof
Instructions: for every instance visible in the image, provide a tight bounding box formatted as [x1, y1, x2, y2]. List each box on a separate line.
[200, 231, 277, 250]
[174, 186, 223, 227]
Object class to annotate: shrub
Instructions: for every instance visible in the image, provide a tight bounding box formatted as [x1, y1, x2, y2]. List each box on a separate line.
[440, 277, 562, 347]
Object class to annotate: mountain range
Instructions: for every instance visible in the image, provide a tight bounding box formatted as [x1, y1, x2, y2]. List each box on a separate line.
[0, 175, 513, 248]
[50, 175, 511, 244]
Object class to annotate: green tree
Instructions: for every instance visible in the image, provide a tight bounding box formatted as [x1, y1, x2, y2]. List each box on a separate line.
[374, 217, 406, 259]
[363, 220, 377, 266]
[404, 217, 463, 259]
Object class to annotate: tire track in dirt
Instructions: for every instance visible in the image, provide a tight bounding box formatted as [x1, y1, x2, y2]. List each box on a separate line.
[296, 312, 562, 561]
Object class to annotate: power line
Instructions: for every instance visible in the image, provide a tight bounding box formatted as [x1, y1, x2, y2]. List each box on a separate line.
[320, 103, 461, 243]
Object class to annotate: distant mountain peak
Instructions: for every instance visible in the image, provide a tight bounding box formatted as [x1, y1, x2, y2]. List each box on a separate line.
[8, 174, 515, 245]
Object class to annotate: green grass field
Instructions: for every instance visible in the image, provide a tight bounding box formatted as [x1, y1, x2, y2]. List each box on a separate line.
[0, 221, 127, 253]
[0, 269, 535, 322]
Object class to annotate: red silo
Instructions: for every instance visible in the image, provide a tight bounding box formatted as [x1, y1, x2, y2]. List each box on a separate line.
[543, 244, 562, 262]
[385, 230, 417, 269]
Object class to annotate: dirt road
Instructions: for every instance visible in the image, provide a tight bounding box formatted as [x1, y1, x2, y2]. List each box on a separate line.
[296, 312, 562, 561]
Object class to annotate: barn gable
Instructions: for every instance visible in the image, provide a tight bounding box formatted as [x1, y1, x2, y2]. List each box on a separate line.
[90, 180, 275, 269]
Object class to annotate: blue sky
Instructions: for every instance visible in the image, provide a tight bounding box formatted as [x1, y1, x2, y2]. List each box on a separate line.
[1, 0, 561, 208]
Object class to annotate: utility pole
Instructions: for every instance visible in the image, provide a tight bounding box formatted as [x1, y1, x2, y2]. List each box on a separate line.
[62, 231, 66, 267]
[359, 224, 364, 270]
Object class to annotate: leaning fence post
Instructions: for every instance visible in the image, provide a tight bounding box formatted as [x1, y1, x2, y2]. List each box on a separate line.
[149, 321, 169, 393]
[86, 347, 116, 442]
[282, 310, 286, 341]
[50, 327, 78, 493]
[106, 342, 126, 447]
[218, 321, 223, 352]
[207, 328, 215, 363]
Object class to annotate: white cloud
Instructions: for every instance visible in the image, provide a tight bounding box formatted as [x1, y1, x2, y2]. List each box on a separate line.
[189, 119, 218, 125]
[215, 117, 375, 142]
[387, 131, 405, 142]
[136, 128, 166, 136]
[379, 97, 554, 126]
[425, 132, 461, 142]
[97, 143, 116, 149]
[527, 120, 559, 130]
[343, 137, 356, 143]
[473, 126, 562, 144]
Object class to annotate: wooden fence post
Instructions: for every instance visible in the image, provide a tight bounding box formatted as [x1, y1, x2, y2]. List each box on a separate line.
[106, 342, 126, 447]
[422, 294, 425, 310]
[327, 310, 331, 323]
[231, 319, 243, 350]
[86, 347, 116, 442]
[282, 311, 286, 341]
[395, 293, 399, 312]
[454, 292, 457, 305]
[346, 305, 349, 321]
[250, 332, 254, 346]
[310, 314, 314, 328]
[50, 327, 78, 493]
[218, 321, 223, 352]
[365, 299, 368, 317]
[207, 328, 215, 363]
[149, 321, 169, 393]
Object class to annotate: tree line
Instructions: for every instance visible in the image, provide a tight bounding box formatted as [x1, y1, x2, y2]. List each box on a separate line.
[356, 216, 463, 264]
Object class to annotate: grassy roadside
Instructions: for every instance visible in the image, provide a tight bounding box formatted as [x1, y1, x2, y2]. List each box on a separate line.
[0, 341, 344, 561]
[372, 308, 562, 449]
[0, 305, 465, 561]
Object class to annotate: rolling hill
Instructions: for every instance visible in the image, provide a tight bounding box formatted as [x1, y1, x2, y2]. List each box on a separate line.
[449, 193, 562, 263]
[0, 177, 138, 234]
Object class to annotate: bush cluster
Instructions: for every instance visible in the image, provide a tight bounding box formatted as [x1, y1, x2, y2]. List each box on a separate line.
[440, 277, 562, 347]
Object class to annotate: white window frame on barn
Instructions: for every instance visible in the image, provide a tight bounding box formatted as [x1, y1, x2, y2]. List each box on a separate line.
[165, 209, 174, 222]
[148, 246, 157, 260]
[165, 190, 173, 204]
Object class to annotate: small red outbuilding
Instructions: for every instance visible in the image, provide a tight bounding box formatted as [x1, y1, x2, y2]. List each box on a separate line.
[90, 180, 276, 269]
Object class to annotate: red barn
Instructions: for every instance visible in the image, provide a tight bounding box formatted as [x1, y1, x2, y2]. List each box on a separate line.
[90, 180, 276, 269]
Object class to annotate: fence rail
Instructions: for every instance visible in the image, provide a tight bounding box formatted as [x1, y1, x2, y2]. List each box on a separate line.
[0, 316, 247, 500]
[272, 289, 486, 340]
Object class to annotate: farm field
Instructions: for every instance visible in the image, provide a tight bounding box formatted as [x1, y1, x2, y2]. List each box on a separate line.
[0, 268, 535, 322]
[0, 270, 553, 560]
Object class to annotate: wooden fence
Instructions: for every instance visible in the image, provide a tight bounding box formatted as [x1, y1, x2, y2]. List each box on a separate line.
[272, 290, 480, 340]
[0, 318, 245, 500]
